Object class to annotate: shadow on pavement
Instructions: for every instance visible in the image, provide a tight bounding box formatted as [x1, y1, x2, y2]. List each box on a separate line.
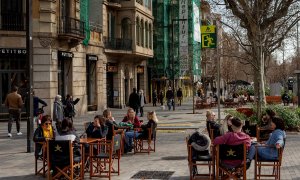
[0, 174, 44, 180]
[161, 156, 187, 160]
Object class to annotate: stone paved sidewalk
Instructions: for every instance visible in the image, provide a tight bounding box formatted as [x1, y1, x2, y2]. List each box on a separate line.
[0, 100, 300, 180]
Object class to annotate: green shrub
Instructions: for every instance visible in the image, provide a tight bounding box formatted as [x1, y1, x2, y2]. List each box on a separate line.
[225, 105, 300, 130]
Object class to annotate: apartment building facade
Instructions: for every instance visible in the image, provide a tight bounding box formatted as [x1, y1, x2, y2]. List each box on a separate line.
[103, 0, 153, 108]
[0, 0, 153, 117]
[0, 0, 106, 116]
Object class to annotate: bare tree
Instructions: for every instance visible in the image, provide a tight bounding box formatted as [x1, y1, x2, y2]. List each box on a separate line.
[208, 0, 300, 117]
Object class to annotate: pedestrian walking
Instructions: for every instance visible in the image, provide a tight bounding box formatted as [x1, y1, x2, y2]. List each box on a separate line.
[159, 90, 164, 106]
[33, 91, 48, 125]
[4, 86, 24, 137]
[128, 88, 140, 113]
[63, 94, 80, 121]
[139, 89, 146, 117]
[166, 87, 174, 111]
[176, 88, 183, 106]
[152, 90, 157, 106]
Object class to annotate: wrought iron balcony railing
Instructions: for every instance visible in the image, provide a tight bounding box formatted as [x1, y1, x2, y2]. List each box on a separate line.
[0, 13, 26, 31]
[58, 16, 85, 38]
[104, 37, 132, 51]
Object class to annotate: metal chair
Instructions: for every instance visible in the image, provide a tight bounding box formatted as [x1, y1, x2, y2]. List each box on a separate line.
[215, 143, 247, 180]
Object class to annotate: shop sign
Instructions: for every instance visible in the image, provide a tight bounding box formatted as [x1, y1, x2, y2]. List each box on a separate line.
[0, 48, 27, 55]
[86, 54, 98, 61]
[58, 51, 74, 58]
[107, 63, 118, 72]
[137, 66, 144, 74]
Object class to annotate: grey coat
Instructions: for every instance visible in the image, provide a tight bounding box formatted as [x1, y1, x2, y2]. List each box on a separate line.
[53, 98, 64, 122]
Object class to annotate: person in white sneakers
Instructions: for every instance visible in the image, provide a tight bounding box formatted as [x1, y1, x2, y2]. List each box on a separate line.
[4, 86, 24, 137]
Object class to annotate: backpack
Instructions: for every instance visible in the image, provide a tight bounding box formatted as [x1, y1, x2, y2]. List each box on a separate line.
[188, 131, 211, 157]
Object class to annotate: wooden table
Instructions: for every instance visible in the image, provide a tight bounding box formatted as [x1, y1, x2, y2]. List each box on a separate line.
[80, 138, 104, 178]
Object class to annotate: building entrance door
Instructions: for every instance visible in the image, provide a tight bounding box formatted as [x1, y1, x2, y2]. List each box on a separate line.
[107, 72, 114, 108]
[57, 51, 73, 99]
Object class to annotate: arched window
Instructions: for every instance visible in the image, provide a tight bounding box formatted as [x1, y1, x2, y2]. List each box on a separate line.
[136, 17, 140, 45]
[121, 18, 132, 40]
[149, 23, 152, 49]
[145, 21, 148, 48]
[141, 19, 144, 47]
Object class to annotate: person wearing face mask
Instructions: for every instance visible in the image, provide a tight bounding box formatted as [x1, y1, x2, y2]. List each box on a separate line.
[33, 115, 54, 157]
[53, 95, 64, 131]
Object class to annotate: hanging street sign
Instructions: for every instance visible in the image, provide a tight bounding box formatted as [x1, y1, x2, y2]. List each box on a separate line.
[201, 25, 217, 48]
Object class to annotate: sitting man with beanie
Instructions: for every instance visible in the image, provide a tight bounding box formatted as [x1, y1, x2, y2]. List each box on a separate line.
[213, 117, 251, 168]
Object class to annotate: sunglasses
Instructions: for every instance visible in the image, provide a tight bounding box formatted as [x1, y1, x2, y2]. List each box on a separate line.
[44, 123, 51, 125]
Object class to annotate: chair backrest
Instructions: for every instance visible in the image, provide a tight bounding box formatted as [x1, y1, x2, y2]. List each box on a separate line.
[217, 143, 246, 161]
[113, 134, 121, 151]
[242, 124, 257, 137]
[47, 140, 72, 167]
[256, 126, 273, 142]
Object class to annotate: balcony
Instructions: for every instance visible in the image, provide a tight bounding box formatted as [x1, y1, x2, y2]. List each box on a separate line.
[104, 37, 132, 51]
[0, 13, 26, 31]
[58, 16, 85, 41]
[106, 0, 121, 8]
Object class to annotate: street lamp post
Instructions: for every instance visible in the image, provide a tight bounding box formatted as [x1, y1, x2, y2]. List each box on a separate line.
[171, 18, 187, 111]
[297, 20, 300, 107]
[26, 0, 34, 153]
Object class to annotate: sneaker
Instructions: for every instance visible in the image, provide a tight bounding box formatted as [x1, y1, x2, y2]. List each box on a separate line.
[17, 132, 22, 135]
[246, 159, 252, 169]
[8, 133, 12, 137]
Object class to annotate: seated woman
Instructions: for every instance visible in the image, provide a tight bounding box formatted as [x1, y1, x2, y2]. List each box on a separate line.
[86, 115, 108, 139]
[122, 108, 142, 128]
[103, 109, 123, 140]
[220, 114, 233, 135]
[260, 109, 276, 130]
[213, 117, 251, 168]
[206, 110, 221, 139]
[138, 111, 158, 140]
[33, 115, 54, 157]
[55, 118, 81, 159]
[246, 116, 286, 168]
[122, 108, 142, 152]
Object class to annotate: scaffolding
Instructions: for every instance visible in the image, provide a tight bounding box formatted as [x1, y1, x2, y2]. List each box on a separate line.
[150, 0, 201, 93]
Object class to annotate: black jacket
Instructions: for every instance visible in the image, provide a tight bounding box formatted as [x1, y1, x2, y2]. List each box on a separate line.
[140, 120, 157, 139]
[105, 120, 120, 140]
[86, 122, 108, 139]
[129, 92, 140, 109]
[206, 121, 221, 139]
[33, 126, 54, 156]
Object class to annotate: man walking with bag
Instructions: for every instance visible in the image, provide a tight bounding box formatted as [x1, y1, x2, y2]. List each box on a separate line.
[5, 86, 24, 137]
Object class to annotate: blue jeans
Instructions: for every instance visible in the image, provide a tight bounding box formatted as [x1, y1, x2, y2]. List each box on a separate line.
[125, 131, 141, 148]
[167, 99, 173, 110]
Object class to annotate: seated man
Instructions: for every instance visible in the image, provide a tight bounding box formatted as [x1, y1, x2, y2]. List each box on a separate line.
[213, 117, 251, 168]
[206, 110, 221, 139]
[86, 115, 108, 139]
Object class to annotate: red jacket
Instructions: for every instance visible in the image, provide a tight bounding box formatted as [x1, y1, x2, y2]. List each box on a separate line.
[213, 131, 251, 167]
[122, 115, 141, 128]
